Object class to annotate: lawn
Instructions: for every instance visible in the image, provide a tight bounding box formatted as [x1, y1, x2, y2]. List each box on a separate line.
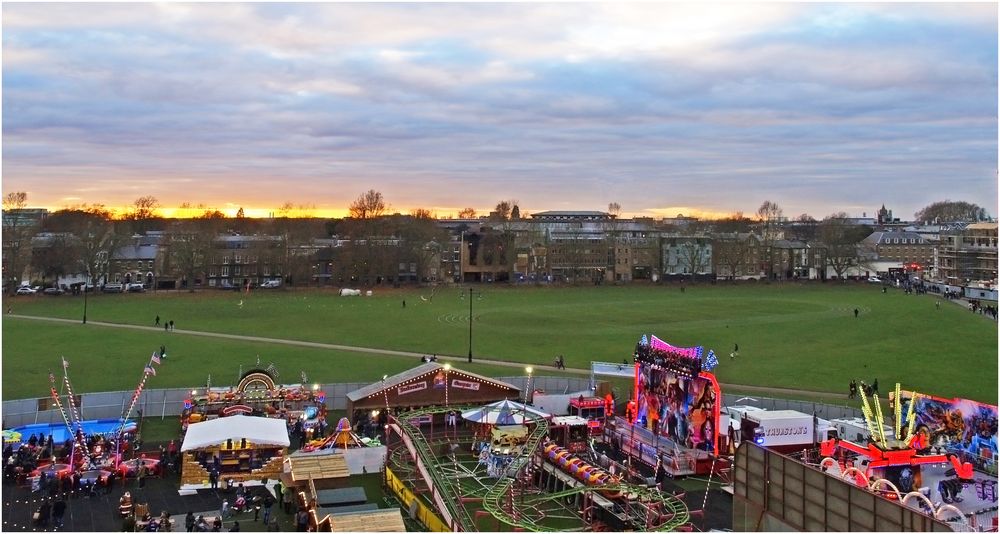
[3, 283, 996, 403]
[0, 318, 562, 400]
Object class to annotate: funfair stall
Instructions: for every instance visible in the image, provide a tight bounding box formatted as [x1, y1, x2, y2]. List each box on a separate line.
[180, 415, 290, 487]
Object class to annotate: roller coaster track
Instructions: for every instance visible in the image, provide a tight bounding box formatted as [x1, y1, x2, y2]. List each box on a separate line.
[392, 405, 689, 532]
[393, 406, 483, 531]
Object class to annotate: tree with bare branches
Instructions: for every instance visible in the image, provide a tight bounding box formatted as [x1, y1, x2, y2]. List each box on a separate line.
[457, 207, 477, 219]
[122, 196, 163, 234]
[756, 200, 784, 279]
[2, 192, 36, 292]
[349, 190, 387, 220]
[819, 213, 873, 279]
[489, 199, 520, 281]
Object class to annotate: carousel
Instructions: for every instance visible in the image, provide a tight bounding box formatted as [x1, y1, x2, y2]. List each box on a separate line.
[182, 367, 327, 436]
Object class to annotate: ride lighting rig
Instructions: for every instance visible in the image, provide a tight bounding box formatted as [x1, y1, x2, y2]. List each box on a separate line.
[820, 383, 973, 480]
[633, 340, 702, 378]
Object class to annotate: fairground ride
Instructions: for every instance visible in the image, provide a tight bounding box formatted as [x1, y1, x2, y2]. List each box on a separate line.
[387, 405, 692, 532]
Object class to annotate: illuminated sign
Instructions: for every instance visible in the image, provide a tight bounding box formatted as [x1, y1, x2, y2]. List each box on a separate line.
[397, 381, 428, 396]
[451, 379, 480, 391]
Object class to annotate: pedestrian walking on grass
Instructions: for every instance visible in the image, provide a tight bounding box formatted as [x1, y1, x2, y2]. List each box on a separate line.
[169, 320, 175, 331]
[854, 308, 859, 318]
[155, 315, 160, 326]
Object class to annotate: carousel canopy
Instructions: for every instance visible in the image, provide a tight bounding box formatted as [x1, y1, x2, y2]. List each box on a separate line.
[181, 415, 290, 451]
[461, 400, 551, 425]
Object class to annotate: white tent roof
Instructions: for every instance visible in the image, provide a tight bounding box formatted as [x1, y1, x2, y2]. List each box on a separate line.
[181, 415, 290, 451]
[461, 400, 551, 425]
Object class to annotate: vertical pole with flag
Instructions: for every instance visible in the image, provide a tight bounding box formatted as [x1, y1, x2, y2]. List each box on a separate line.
[61, 358, 92, 460]
[115, 353, 159, 466]
[49, 369, 77, 466]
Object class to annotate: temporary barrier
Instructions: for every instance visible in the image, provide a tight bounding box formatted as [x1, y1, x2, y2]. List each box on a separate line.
[384, 466, 449, 532]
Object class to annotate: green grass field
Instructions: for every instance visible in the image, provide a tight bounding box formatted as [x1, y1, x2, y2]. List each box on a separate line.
[3, 283, 996, 403]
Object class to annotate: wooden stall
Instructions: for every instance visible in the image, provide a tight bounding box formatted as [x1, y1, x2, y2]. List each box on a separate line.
[180, 415, 290, 486]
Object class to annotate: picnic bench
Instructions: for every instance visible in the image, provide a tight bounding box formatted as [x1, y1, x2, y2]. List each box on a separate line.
[315, 487, 367, 507]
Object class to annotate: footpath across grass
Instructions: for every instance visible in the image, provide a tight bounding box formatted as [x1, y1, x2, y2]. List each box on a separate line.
[3, 283, 996, 403]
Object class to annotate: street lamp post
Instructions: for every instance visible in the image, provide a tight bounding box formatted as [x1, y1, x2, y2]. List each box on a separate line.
[82, 271, 89, 324]
[525, 367, 533, 403]
[467, 287, 473, 363]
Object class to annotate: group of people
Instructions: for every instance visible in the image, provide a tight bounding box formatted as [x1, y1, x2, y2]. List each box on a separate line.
[848, 378, 879, 399]
[155, 315, 176, 331]
[420, 354, 438, 363]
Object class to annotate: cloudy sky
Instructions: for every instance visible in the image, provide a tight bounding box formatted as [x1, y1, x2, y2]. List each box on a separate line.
[3, 2, 997, 219]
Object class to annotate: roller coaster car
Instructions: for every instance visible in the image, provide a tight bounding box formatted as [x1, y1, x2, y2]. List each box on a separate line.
[819, 438, 973, 480]
[542, 443, 623, 499]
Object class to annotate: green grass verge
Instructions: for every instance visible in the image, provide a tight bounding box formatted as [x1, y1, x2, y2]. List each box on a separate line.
[4, 284, 996, 403]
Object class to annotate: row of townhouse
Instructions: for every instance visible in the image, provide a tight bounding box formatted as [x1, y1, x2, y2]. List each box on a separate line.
[8, 211, 997, 291]
[446, 212, 998, 285]
[159, 219, 1000, 289]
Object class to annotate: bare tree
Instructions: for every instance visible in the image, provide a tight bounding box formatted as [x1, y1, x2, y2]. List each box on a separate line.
[457, 207, 477, 219]
[349, 190, 387, 220]
[819, 213, 873, 279]
[489, 199, 520, 281]
[676, 238, 711, 280]
[914, 200, 990, 223]
[756, 200, 784, 279]
[122, 196, 163, 234]
[44, 206, 120, 287]
[32, 233, 80, 286]
[2, 192, 36, 291]
[394, 210, 448, 283]
[714, 234, 753, 280]
[604, 202, 624, 281]
[168, 216, 221, 292]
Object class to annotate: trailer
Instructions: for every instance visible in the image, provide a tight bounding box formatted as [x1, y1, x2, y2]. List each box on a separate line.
[531, 391, 591, 416]
[740, 410, 833, 452]
[830, 417, 893, 444]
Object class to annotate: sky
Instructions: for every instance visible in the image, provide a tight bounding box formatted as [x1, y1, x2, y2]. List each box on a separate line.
[2, 2, 997, 220]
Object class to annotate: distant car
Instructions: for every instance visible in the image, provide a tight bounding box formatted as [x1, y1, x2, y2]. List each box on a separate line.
[867, 276, 882, 283]
[15, 286, 37, 295]
[103, 283, 124, 293]
[260, 279, 282, 288]
[127, 283, 145, 293]
[43, 287, 65, 295]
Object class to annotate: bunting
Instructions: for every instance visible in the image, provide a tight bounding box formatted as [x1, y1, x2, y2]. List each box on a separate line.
[144, 364, 156, 376]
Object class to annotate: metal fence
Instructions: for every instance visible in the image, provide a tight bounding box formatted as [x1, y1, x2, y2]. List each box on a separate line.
[2, 379, 864, 428]
[721, 393, 864, 421]
[0, 376, 595, 428]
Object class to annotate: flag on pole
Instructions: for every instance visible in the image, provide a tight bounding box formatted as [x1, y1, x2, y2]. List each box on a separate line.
[49, 372, 55, 383]
[150, 353, 161, 365]
[144, 364, 156, 376]
[62, 357, 69, 369]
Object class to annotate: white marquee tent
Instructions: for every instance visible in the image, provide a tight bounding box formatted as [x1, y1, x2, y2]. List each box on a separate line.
[181, 415, 290, 451]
